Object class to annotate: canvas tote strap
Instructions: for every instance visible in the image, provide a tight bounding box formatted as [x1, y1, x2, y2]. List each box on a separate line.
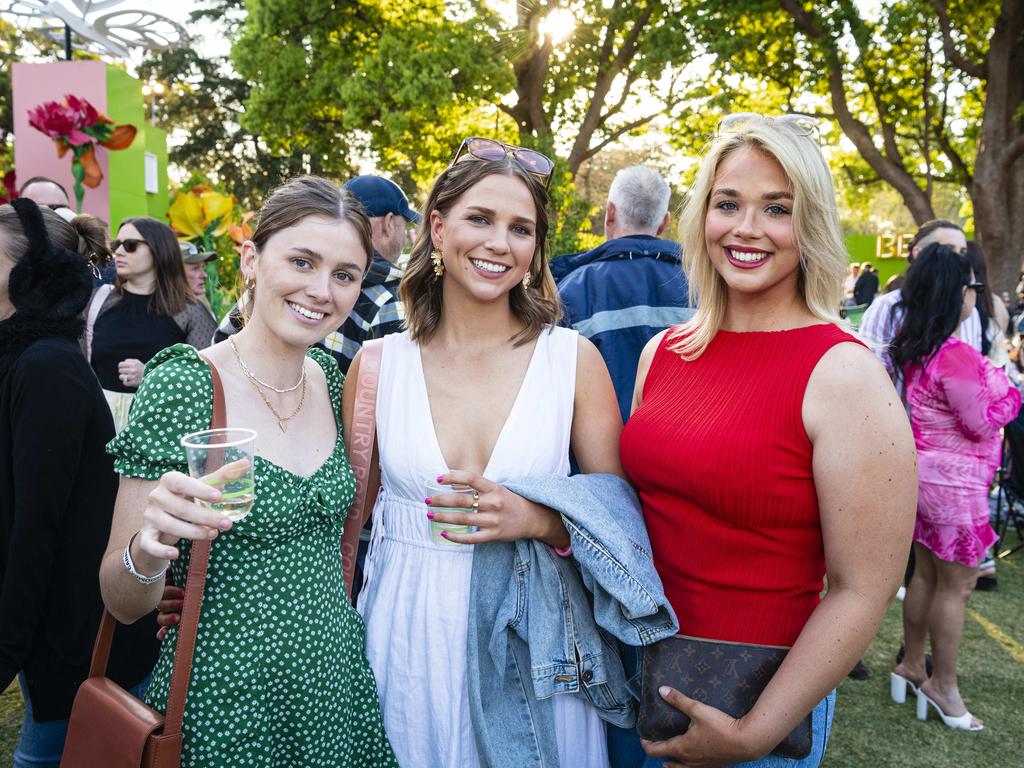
[84, 284, 113, 363]
[341, 339, 383, 598]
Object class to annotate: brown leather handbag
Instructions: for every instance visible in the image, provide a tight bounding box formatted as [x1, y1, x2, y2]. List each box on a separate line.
[60, 355, 226, 767]
[637, 634, 812, 760]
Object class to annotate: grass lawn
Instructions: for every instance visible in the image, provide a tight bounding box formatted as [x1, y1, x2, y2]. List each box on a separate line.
[2, 536, 1020, 765]
[825, 542, 1023, 767]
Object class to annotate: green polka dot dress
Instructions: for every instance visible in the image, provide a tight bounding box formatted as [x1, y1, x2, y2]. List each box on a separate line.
[108, 344, 397, 767]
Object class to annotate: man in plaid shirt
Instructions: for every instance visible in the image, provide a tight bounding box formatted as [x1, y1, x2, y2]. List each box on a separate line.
[214, 175, 417, 373]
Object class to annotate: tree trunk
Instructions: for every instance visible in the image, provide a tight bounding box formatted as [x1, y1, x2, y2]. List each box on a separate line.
[779, 0, 938, 224]
[968, 0, 1024, 294]
[509, 3, 554, 141]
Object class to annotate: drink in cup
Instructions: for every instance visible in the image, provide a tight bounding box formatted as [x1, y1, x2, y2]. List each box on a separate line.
[181, 428, 257, 522]
[425, 479, 477, 546]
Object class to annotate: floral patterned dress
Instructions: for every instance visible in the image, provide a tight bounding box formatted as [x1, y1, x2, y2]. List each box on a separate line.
[108, 344, 396, 767]
[905, 337, 1021, 566]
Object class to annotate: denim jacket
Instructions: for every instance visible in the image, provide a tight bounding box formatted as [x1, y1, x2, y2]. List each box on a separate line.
[467, 473, 678, 768]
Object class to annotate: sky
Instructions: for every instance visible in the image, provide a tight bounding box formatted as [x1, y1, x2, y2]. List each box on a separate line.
[5, 0, 232, 64]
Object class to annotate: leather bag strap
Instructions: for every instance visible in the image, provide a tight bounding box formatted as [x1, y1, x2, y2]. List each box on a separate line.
[340, 339, 383, 598]
[85, 353, 225, 735]
[87, 609, 117, 678]
[160, 354, 226, 735]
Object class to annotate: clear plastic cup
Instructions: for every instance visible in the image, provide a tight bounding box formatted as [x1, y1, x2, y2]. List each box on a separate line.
[425, 479, 477, 546]
[180, 428, 257, 522]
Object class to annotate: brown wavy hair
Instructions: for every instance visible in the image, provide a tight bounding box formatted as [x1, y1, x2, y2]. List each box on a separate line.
[401, 157, 561, 347]
[116, 217, 194, 316]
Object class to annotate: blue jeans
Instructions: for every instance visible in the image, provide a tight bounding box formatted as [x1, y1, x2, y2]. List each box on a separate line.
[14, 673, 152, 768]
[639, 690, 836, 768]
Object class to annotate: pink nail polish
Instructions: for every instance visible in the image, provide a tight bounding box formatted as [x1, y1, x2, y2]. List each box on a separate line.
[436, 475, 445, 483]
[427, 511, 435, 520]
[424, 497, 432, 505]
[440, 530, 448, 538]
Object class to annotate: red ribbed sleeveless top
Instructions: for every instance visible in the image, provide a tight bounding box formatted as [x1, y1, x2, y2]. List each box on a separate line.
[621, 323, 862, 646]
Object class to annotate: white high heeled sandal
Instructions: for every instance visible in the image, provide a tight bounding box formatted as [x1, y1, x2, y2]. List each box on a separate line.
[916, 688, 984, 731]
[890, 672, 920, 704]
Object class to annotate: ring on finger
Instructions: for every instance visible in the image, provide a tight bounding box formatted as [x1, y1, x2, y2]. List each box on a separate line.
[472, 491, 480, 502]
[472, 501, 480, 511]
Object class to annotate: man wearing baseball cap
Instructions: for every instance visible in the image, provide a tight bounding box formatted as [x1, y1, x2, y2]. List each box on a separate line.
[344, 175, 420, 264]
[315, 175, 419, 370]
[180, 241, 218, 320]
[213, 175, 419, 373]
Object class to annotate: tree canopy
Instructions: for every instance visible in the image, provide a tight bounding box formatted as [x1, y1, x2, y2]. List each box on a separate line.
[690, 0, 1022, 288]
[82, 1, 1024, 286]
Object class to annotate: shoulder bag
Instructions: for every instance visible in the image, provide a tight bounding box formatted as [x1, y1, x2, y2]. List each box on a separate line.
[60, 354, 226, 767]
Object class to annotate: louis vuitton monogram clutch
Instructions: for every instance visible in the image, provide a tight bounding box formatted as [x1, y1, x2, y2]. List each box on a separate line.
[637, 634, 812, 759]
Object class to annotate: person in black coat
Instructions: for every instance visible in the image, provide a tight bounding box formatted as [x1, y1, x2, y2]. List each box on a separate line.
[854, 262, 880, 306]
[0, 199, 158, 767]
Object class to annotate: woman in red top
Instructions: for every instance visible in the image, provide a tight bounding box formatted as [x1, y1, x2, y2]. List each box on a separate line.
[621, 115, 917, 768]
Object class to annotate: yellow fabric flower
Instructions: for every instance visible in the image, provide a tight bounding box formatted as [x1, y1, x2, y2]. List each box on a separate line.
[169, 185, 236, 239]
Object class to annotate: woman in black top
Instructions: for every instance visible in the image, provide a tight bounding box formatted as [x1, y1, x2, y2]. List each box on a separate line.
[86, 216, 216, 430]
[0, 199, 158, 767]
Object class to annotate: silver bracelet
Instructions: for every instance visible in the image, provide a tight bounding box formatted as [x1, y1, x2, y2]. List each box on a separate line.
[123, 532, 168, 585]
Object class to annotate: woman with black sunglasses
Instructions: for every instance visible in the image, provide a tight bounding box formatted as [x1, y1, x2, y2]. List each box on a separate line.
[85, 217, 216, 431]
[890, 243, 1020, 732]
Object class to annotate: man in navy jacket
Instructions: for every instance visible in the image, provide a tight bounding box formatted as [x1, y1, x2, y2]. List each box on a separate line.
[551, 166, 690, 422]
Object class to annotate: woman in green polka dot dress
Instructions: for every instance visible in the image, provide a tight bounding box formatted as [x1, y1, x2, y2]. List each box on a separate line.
[99, 177, 396, 767]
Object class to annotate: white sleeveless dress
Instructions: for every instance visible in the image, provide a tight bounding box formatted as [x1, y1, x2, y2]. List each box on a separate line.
[357, 328, 609, 768]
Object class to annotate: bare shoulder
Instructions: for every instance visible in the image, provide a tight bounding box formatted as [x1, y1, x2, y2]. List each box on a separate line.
[638, 329, 670, 377]
[803, 340, 906, 442]
[573, 333, 615, 403]
[575, 333, 605, 372]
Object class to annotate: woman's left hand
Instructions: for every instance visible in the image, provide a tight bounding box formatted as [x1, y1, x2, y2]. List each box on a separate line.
[427, 470, 569, 548]
[640, 687, 761, 768]
[118, 358, 145, 388]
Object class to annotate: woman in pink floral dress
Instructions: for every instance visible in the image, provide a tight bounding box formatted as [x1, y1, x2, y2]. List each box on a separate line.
[890, 243, 1020, 732]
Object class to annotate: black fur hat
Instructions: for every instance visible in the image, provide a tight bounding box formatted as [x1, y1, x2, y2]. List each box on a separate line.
[8, 198, 92, 320]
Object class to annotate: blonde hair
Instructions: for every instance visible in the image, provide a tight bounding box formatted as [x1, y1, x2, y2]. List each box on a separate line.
[670, 122, 847, 359]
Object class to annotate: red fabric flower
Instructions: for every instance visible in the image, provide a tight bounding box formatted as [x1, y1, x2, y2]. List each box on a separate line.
[28, 98, 93, 146]
[27, 95, 137, 212]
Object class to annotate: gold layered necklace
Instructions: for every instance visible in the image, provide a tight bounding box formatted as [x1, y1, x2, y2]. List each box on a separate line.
[229, 336, 307, 432]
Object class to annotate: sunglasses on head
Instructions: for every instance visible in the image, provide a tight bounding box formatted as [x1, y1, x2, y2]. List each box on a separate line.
[716, 113, 821, 142]
[111, 238, 148, 254]
[451, 137, 555, 189]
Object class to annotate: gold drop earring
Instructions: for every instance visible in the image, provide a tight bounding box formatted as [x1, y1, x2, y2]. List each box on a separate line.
[522, 272, 532, 288]
[431, 248, 445, 278]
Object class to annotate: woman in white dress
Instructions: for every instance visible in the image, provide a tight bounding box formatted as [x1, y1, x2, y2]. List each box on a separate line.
[343, 138, 624, 768]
